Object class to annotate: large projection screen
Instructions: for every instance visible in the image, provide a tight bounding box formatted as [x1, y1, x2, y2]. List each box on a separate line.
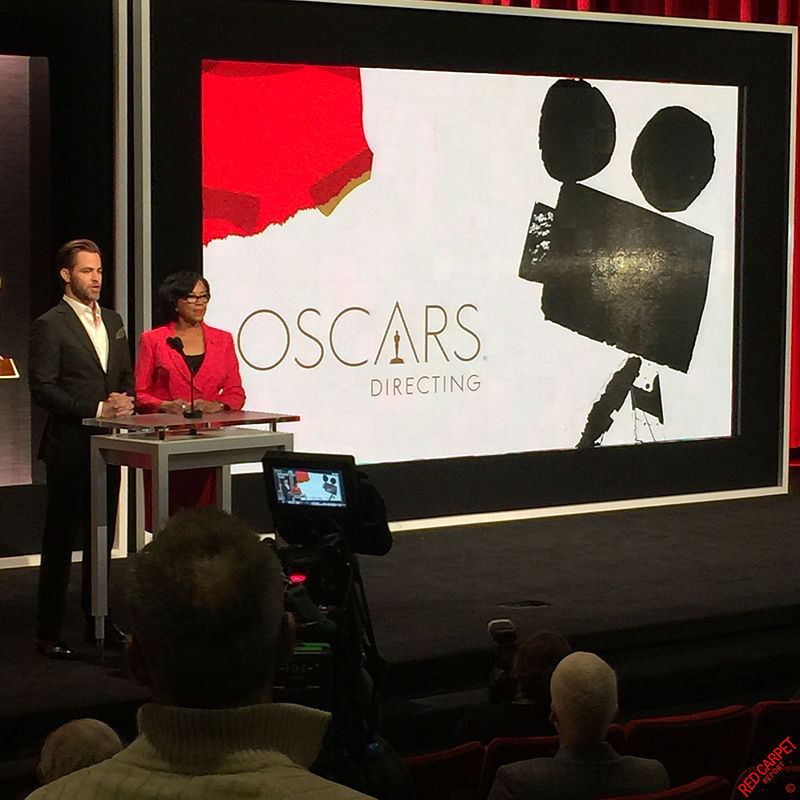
[147, 0, 795, 524]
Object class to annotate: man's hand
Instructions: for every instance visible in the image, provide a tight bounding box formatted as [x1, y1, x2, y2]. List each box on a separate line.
[100, 392, 134, 418]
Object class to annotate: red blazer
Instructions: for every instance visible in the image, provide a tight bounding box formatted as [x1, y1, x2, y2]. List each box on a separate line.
[135, 322, 245, 413]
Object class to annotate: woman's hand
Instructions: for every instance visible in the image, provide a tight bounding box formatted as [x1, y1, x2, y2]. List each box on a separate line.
[159, 399, 188, 414]
[193, 399, 225, 413]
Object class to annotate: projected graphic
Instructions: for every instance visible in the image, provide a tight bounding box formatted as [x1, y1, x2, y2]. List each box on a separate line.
[273, 466, 346, 507]
[520, 80, 716, 447]
[202, 61, 373, 242]
[202, 62, 737, 465]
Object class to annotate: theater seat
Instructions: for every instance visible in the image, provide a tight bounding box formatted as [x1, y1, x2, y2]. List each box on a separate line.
[479, 735, 559, 797]
[402, 740, 484, 800]
[745, 700, 800, 767]
[598, 774, 730, 800]
[624, 705, 752, 785]
[606, 722, 625, 754]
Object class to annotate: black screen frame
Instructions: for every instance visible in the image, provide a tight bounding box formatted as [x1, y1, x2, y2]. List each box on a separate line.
[149, 0, 793, 521]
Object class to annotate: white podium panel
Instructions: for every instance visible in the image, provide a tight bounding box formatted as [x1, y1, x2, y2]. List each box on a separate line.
[86, 411, 296, 645]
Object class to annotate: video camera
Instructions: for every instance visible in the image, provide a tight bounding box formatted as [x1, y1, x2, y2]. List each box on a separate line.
[262, 451, 404, 796]
[262, 450, 392, 557]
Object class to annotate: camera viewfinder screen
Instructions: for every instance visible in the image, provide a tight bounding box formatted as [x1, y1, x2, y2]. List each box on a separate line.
[273, 466, 347, 507]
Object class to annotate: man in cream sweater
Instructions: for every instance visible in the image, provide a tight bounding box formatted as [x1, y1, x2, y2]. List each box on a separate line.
[28, 508, 375, 800]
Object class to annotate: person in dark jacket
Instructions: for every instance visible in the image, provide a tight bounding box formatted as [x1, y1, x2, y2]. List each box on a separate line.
[29, 238, 134, 658]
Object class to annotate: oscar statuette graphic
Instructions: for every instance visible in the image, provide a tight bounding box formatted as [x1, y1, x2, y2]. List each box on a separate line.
[390, 329, 404, 365]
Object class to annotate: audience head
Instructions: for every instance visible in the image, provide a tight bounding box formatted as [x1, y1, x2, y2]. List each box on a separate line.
[156, 271, 210, 323]
[549, 651, 618, 745]
[512, 630, 572, 704]
[127, 507, 292, 708]
[37, 718, 122, 784]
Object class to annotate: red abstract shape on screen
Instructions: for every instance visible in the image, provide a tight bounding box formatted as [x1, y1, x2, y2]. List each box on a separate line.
[202, 60, 373, 244]
[294, 470, 310, 483]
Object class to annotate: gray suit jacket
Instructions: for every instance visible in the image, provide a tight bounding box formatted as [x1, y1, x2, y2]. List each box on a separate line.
[29, 299, 134, 466]
[488, 742, 669, 800]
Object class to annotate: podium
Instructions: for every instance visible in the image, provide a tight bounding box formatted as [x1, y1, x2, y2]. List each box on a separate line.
[84, 410, 298, 646]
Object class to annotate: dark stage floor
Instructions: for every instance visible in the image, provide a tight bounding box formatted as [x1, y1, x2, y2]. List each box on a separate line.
[1, 482, 799, 790]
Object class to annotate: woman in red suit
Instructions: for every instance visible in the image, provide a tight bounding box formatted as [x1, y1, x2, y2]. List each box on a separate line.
[136, 271, 244, 414]
[135, 271, 245, 520]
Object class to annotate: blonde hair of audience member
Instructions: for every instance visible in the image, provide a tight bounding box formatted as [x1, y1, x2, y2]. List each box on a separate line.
[37, 719, 123, 784]
[549, 651, 618, 746]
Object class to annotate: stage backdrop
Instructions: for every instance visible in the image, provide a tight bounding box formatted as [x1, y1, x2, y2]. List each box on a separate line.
[0, 55, 43, 488]
[147, 0, 794, 523]
[0, 0, 118, 559]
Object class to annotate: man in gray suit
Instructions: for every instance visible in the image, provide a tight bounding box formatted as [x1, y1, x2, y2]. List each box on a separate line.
[29, 239, 134, 659]
[488, 652, 669, 800]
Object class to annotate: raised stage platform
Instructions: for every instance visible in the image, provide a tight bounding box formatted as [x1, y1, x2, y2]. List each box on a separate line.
[1, 478, 799, 794]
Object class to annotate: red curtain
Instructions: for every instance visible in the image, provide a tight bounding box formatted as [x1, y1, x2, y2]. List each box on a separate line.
[472, 0, 799, 448]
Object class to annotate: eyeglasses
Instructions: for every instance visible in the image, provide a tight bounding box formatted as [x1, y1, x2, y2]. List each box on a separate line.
[182, 293, 210, 304]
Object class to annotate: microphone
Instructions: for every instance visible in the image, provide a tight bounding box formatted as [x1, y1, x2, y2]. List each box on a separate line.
[166, 336, 202, 418]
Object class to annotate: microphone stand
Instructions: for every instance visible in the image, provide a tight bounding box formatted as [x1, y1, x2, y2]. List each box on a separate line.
[166, 336, 203, 418]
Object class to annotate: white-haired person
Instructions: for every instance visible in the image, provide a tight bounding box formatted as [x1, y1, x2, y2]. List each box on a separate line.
[488, 651, 669, 800]
[26, 508, 375, 800]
